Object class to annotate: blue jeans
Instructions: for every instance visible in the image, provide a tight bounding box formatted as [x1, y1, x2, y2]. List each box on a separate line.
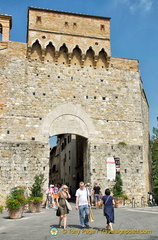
[79, 205, 89, 227]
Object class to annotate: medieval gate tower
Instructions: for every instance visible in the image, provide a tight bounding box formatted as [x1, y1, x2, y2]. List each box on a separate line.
[0, 7, 150, 205]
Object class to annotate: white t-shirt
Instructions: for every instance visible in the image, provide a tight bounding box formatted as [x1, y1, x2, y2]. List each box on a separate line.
[75, 188, 88, 206]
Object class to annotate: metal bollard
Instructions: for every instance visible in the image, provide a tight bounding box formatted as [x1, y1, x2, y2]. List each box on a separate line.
[141, 196, 144, 207]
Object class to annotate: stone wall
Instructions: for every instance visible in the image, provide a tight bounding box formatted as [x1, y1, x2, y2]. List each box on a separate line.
[0, 141, 49, 205]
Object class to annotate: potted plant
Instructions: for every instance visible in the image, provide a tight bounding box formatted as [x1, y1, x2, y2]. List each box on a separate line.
[112, 174, 126, 208]
[6, 186, 27, 219]
[28, 174, 46, 213]
[0, 205, 4, 214]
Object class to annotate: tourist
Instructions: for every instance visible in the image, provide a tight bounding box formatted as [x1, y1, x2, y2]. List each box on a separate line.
[101, 188, 115, 231]
[75, 181, 90, 228]
[93, 183, 102, 209]
[45, 184, 56, 209]
[56, 185, 71, 229]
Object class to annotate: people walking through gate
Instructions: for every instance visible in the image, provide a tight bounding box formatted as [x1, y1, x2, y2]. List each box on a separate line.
[75, 181, 90, 228]
[56, 185, 71, 229]
[101, 188, 115, 231]
[93, 183, 102, 209]
[45, 185, 56, 209]
[54, 184, 59, 203]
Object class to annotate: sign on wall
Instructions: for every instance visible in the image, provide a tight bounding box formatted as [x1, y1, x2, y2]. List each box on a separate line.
[107, 157, 116, 181]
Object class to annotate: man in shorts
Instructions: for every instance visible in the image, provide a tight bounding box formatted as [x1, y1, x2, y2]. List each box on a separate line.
[93, 183, 102, 209]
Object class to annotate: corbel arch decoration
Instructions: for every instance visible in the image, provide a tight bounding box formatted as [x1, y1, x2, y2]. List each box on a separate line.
[97, 48, 108, 68]
[71, 45, 82, 66]
[84, 47, 95, 67]
[30, 39, 42, 61]
[45, 41, 55, 62]
[58, 43, 68, 65]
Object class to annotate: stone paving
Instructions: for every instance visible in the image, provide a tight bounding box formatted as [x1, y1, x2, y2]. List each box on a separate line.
[0, 204, 158, 240]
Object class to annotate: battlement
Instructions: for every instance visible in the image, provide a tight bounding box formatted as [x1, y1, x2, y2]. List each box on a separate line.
[27, 7, 111, 57]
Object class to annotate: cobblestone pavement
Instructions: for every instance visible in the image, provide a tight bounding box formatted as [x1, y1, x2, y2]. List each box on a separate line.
[0, 204, 158, 240]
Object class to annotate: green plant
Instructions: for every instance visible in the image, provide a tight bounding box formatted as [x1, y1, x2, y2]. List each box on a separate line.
[122, 194, 128, 200]
[29, 174, 46, 198]
[28, 196, 42, 203]
[0, 205, 4, 214]
[112, 174, 123, 197]
[118, 142, 126, 146]
[6, 198, 21, 210]
[6, 186, 27, 210]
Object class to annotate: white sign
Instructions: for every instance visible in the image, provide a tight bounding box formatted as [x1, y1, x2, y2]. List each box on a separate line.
[107, 157, 116, 181]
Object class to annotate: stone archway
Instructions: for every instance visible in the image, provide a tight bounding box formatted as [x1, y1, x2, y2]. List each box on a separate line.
[42, 103, 95, 186]
[42, 103, 95, 139]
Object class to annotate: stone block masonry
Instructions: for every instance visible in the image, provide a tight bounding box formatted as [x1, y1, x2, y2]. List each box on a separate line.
[0, 7, 150, 206]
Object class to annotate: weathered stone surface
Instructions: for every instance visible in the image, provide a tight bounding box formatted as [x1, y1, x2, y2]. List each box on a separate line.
[0, 7, 150, 206]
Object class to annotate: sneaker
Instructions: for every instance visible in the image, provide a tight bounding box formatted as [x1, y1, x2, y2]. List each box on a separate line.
[46, 206, 49, 209]
[85, 225, 91, 229]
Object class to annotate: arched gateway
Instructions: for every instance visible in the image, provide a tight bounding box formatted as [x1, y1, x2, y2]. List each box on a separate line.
[42, 104, 95, 139]
[0, 7, 150, 206]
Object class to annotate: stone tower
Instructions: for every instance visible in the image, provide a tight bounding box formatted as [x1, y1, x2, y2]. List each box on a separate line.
[0, 14, 12, 42]
[0, 7, 150, 206]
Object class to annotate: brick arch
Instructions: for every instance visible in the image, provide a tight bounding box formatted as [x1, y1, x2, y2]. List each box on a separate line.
[42, 104, 95, 139]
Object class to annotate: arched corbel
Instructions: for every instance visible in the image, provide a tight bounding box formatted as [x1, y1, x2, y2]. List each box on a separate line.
[55, 51, 59, 64]
[68, 53, 72, 66]
[107, 56, 111, 69]
[41, 48, 46, 62]
[81, 54, 86, 67]
[27, 46, 32, 59]
[94, 55, 98, 68]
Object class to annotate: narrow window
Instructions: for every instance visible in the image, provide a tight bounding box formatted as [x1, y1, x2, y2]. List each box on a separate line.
[100, 24, 105, 30]
[36, 16, 41, 23]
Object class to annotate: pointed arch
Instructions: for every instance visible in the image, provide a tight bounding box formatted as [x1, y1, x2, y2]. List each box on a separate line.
[45, 42, 55, 62]
[84, 47, 95, 67]
[58, 43, 68, 65]
[71, 45, 82, 66]
[97, 48, 108, 68]
[31, 40, 42, 61]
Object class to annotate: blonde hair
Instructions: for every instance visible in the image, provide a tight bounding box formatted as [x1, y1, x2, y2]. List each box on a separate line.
[62, 185, 68, 190]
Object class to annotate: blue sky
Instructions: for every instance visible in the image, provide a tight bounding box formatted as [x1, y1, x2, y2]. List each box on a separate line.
[1, 0, 158, 144]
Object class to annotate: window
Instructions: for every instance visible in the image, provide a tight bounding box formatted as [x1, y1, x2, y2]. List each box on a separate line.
[100, 24, 105, 30]
[36, 16, 41, 23]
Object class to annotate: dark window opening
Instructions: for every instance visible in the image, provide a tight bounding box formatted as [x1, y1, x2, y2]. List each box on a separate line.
[100, 24, 105, 30]
[36, 16, 41, 22]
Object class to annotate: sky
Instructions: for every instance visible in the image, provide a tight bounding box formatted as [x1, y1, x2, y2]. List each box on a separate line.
[0, 0, 158, 145]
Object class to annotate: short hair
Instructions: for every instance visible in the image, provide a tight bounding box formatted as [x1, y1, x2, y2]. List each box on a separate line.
[105, 188, 110, 195]
[79, 181, 84, 185]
